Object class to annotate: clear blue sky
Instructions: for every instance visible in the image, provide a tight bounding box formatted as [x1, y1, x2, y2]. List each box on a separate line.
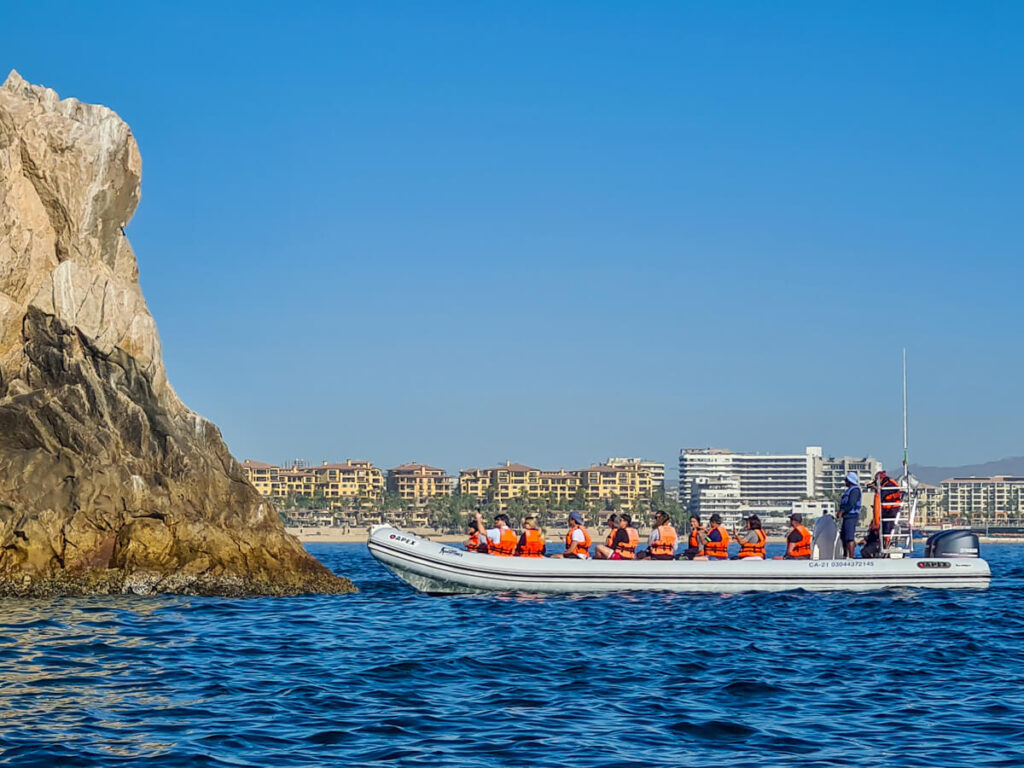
[5, 2, 1022, 480]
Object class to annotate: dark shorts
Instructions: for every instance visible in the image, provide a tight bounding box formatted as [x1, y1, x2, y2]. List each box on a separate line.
[841, 515, 858, 543]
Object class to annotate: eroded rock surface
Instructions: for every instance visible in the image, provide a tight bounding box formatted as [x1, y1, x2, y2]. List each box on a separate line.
[0, 71, 354, 596]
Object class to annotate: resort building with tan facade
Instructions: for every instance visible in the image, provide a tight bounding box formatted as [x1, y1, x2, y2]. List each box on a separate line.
[387, 463, 453, 508]
[606, 458, 666, 491]
[308, 460, 385, 501]
[940, 476, 1024, 520]
[241, 459, 384, 507]
[456, 460, 656, 512]
[577, 463, 655, 504]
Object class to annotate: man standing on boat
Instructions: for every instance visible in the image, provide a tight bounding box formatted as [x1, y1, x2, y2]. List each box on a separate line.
[871, 470, 903, 549]
[838, 472, 862, 559]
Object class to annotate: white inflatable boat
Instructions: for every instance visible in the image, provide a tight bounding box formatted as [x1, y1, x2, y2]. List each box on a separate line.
[367, 525, 991, 595]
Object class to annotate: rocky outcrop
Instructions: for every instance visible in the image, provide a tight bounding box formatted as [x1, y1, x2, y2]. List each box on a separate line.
[0, 71, 354, 596]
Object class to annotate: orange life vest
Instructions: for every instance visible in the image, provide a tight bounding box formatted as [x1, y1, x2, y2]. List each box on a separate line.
[791, 524, 811, 559]
[613, 527, 640, 559]
[489, 526, 518, 556]
[879, 477, 902, 518]
[564, 526, 592, 558]
[705, 525, 730, 558]
[516, 528, 545, 557]
[688, 529, 704, 556]
[466, 531, 488, 553]
[649, 524, 677, 558]
[738, 528, 767, 559]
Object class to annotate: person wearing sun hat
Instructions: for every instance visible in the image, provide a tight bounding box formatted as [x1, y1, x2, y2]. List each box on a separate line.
[838, 471, 862, 559]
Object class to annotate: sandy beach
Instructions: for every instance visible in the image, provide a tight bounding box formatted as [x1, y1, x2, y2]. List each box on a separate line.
[287, 527, 463, 543]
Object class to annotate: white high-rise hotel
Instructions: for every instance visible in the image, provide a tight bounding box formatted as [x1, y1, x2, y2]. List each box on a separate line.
[679, 447, 818, 506]
[679, 446, 882, 522]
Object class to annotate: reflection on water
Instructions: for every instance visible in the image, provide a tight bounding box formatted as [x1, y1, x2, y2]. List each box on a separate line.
[0, 544, 1022, 766]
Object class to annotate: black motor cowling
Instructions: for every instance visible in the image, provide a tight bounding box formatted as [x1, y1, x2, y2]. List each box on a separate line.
[925, 529, 981, 558]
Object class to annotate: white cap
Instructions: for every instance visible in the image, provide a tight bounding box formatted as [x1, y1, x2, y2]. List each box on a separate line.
[846, 471, 859, 485]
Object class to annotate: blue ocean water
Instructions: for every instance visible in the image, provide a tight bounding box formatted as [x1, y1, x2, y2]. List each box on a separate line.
[1, 543, 1023, 767]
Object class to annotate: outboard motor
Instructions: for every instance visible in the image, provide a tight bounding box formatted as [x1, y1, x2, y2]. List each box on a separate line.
[925, 529, 981, 558]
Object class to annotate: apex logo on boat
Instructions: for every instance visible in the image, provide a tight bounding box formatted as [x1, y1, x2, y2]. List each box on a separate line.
[388, 534, 418, 546]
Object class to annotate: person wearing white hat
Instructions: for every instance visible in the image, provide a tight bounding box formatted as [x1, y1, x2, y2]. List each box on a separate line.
[838, 471, 862, 558]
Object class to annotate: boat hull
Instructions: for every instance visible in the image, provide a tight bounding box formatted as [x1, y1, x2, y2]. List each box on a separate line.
[367, 527, 992, 594]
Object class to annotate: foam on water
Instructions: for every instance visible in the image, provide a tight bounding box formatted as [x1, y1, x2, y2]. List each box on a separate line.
[1, 543, 1023, 767]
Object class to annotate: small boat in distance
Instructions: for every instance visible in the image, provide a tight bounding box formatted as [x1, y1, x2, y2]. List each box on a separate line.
[367, 525, 990, 595]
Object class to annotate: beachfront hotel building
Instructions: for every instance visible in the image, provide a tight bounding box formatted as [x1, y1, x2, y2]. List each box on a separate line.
[240, 460, 286, 497]
[679, 447, 819, 507]
[280, 468, 318, 497]
[387, 463, 453, 508]
[577, 463, 655, 505]
[606, 458, 666, 491]
[689, 474, 742, 519]
[309, 461, 385, 501]
[538, 470, 582, 504]
[679, 446, 868, 526]
[457, 460, 655, 512]
[816, 455, 884, 498]
[241, 459, 384, 506]
[940, 476, 1024, 519]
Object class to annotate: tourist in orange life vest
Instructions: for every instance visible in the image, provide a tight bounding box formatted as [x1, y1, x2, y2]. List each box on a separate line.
[872, 470, 903, 547]
[636, 510, 677, 560]
[475, 510, 518, 556]
[515, 515, 546, 557]
[464, 518, 489, 553]
[702, 513, 731, 560]
[735, 515, 767, 559]
[681, 514, 706, 560]
[551, 510, 592, 559]
[612, 513, 640, 559]
[595, 514, 640, 559]
[593, 514, 621, 559]
[783, 513, 811, 559]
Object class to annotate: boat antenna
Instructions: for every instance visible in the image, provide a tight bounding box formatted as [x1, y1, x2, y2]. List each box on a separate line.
[902, 347, 908, 479]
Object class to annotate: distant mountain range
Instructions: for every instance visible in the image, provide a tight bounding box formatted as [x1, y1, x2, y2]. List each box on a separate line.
[910, 457, 1024, 485]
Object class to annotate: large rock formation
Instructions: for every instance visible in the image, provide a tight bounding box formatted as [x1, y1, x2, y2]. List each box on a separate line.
[0, 71, 355, 596]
